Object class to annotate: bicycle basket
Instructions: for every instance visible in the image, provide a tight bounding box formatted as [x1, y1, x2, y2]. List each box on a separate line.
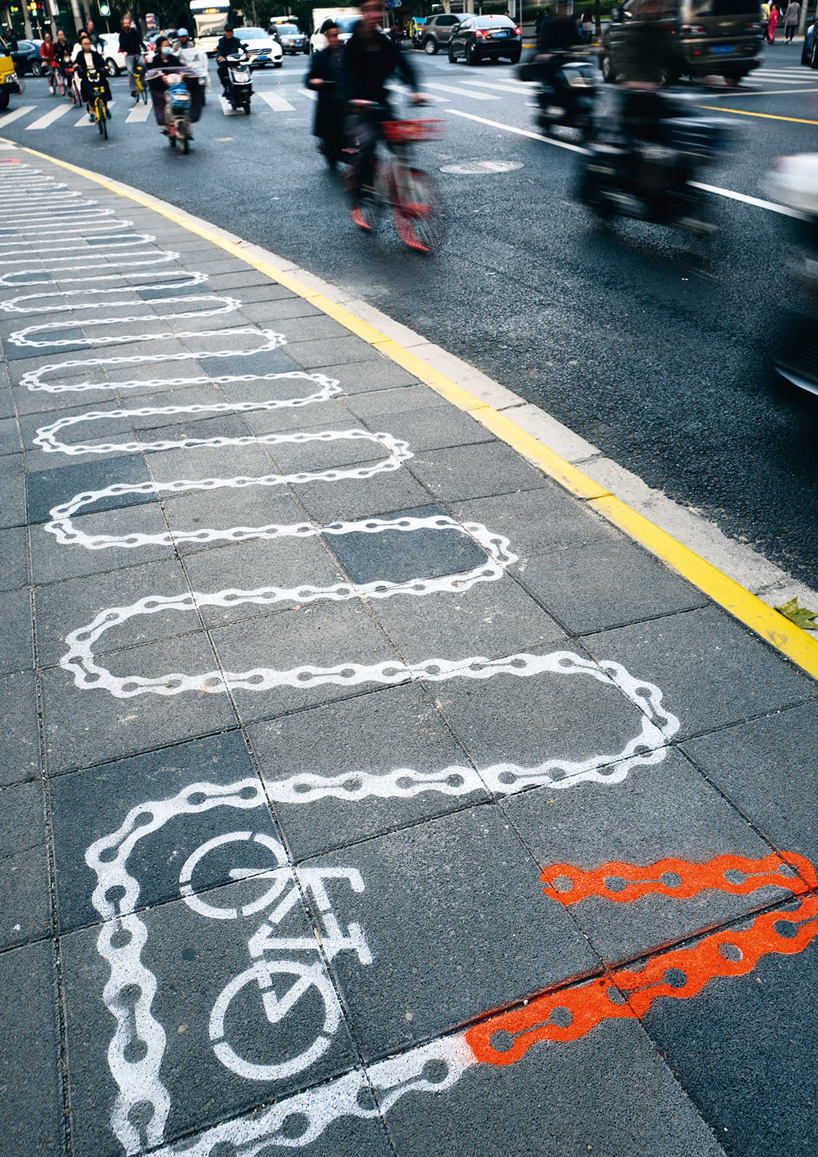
[381, 119, 445, 144]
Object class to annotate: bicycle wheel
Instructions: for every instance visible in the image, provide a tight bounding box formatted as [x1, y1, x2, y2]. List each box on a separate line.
[56, 72, 65, 97]
[392, 168, 445, 254]
[140, 80, 148, 104]
[356, 159, 387, 232]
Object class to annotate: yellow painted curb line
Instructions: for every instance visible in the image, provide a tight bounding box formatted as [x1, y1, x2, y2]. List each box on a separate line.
[13, 143, 818, 682]
[695, 104, 818, 126]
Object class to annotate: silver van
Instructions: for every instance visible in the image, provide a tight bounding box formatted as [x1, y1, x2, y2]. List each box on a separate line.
[601, 0, 764, 85]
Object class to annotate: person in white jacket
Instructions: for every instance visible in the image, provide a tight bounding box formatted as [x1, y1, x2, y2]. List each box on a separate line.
[783, 0, 800, 41]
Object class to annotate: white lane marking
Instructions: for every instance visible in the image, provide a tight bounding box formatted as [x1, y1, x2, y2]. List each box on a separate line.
[125, 101, 153, 122]
[423, 82, 500, 101]
[703, 86, 818, 96]
[74, 99, 116, 128]
[461, 79, 532, 93]
[25, 104, 74, 131]
[449, 107, 812, 212]
[300, 88, 318, 101]
[447, 107, 587, 153]
[259, 90, 296, 111]
[0, 105, 36, 127]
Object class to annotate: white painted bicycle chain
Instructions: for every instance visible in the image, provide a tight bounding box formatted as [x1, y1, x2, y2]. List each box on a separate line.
[0, 271, 209, 313]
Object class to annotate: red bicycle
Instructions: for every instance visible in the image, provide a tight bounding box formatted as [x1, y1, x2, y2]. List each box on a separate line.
[349, 112, 446, 254]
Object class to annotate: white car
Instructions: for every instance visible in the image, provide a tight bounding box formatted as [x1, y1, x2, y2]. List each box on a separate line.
[310, 13, 359, 53]
[99, 33, 127, 77]
[234, 27, 284, 68]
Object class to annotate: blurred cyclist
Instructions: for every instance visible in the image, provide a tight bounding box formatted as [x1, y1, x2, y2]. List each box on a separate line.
[617, 0, 675, 142]
[119, 15, 145, 100]
[341, 0, 425, 229]
[535, 0, 582, 53]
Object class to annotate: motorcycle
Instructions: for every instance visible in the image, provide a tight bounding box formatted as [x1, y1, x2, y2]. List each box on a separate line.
[519, 53, 597, 141]
[578, 90, 732, 234]
[146, 65, 204, 153]
[766, 154, 818, 397]
[224, 48, 252, 114]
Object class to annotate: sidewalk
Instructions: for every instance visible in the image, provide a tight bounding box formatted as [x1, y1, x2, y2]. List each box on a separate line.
[2, 142, 818, 1157]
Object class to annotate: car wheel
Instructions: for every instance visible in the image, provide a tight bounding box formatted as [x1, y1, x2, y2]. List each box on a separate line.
[466, 46, 478, 65]
[509, 52, 521, 64]
[812, 37, 818, 68]
[274, 61, 283, 67]
[423, 37, 438, 54]
[601, 54, 617, 83]
[0, 92, 8, 110]
[30, 60, 42, 77]
[105, 57, 118, 77]
[448, 43, 456, 62]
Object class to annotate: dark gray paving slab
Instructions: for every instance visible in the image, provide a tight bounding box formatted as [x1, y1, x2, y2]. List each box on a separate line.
[162, 488, 307, 556]
[683, 702, 818, 863]
[0, 779, 51, 949]
[0, 940, 65, 1157]
[314, 805, 599, 1061]
[372, 576, 566, 666]
[0, 414, 21, 455]
[286, 337, 382, 370]
[408, 442, 549, 503]
[0, 585, 33, 674]
[505, 747, 793, 965]
[25, 454, 154, 525]
[640, 908, 818, 1157]
[291, 464, 431, 524]
[62, 878, 358, 1157]
[383, 1018, 723, 1157]
[210, 600, 402, 724]
[516, 536, 708, 634]
[362, 404, 496, 455]
[50, 730, 270, 932]
[194, 347, 297, 379]
[582, 607, 815, 742]
[0, 670, 40, 787]
[41, 632, 237, 773]
[0, 472, 26, 529]
[29, 507, 176, 585]
[0, 525, 28, 592]
[4, 327, 88, 358]
[250, 682, 485, 860]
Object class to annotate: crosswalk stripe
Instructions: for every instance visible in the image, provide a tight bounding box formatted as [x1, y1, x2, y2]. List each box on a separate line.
[0, 105, 36, 127]
[460, 79, 531, 94]
[126, 101, 153, 123]
[300, 89, 318, 101]
[423, 82, 499, 100]
[218, 94, 247, 115]
[394, 84, 449, 102]
[26, 104, 74, 130]
[259, 90, 296, 111]
[74, 100, 115, 128]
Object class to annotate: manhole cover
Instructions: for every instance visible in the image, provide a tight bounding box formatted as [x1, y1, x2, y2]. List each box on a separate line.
[439, 160, 524, 175]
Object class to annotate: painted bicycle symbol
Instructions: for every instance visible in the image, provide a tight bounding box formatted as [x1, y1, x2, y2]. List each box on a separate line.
[178, 831, 372, 1082]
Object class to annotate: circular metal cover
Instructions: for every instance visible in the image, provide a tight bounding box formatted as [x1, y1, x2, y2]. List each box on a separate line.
[439, 160, 524, 175]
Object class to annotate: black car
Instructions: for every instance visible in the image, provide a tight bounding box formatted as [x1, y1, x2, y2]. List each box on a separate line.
[447, 15, 521, 65]
[13, 38, 43, 76]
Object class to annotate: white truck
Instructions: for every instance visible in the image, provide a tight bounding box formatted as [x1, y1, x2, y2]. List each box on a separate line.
[309, 7, 360, 52]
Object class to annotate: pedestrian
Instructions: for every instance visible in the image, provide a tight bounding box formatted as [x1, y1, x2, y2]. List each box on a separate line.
[119, 14, 145, 99]
[306, 19, 345, 168]
[581, 10, 593, 40]
[783, 0, 799, 41]
[39, 29, 55, 76]
[767, 1, 779, 42]
[760, 0, 770, 40]
[73, 18, 102, 58]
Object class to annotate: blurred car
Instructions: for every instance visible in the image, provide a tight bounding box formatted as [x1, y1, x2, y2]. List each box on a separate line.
[236, 27, 284, 68]
[273, 22, 308, 53]
[802, 21, 816, 67]
[447, 15, 522, 65]
[419, 13, 461, 54]
[601, 0, 763, 85]
[310, 13, 359, 52]
[12, 39, 43, 75]
[99, 33, 126, 76]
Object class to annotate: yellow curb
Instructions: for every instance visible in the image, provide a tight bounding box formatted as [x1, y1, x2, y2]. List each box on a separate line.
[12, 143, 818, 682]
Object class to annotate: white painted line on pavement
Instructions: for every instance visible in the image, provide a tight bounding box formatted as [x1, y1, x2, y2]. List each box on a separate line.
[74, 101, 115, 128]
[423, 82, 500, 100]
[125, 101, 153, 123]
[704, 86, 818, 96]
[300, 89, 318, 101]
[0, 105, 35, 127]
[218, 94, 246, 115]
[690, 181, 808, 218]
[26, 104, 73, 130]
[460, 79, 533, 94]
[259, 90, 296, 111]
[447, 107, 587, 152]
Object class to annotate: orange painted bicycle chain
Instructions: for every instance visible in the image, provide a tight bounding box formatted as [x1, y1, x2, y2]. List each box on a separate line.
[466, 895, 818, 1066]
[541, 853, 817, 906]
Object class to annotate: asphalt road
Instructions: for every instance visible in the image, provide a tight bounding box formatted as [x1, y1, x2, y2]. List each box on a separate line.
[2, 41, 817, 590]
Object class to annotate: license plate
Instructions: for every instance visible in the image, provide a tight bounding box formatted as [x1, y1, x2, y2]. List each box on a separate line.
[491, 29, 508, 37]
[710, 43, 734, 53]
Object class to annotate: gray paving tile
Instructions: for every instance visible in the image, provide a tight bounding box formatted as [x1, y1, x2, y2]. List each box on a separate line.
[315, 805, 598, 1061]
[220, 280, 300, 301]
[0, 670, 40, 787]
[290, 464, 432, 525]
[250, 682, 485, 859]
[162, 487, 307, 556]
[341, 383, 447, 418]
[0, 940, 65, 1157]
[384, 1018, 723, 1157]
[334, 358, 419, 395]
[30, 507, 176, 585]
[50, 731, 269, 932]
[4, 327, 88, 358]
[0, 448, 22, 477]
[408, 441, 549, 503]
[0, 414, 21, 455]
[286, 337, 381, 370]
[145, 438, 271, 483]
[25, 455, 154, 525]
[505, 747, 792, 965]
[454, 485, 616, 561]
[63, 878, 358, 1157]
[239, 298, 325, 323]
[515, 536, 708, 634]
[0, 586, 33, 674]
[0, 472, 26, 529]
[683, 702, 818, 862]
[362, 404, 496, 455]
[0, 525, 28, 592]
[241, 397, 355, 436]
[582, 606, 815, 742]
[210, 600, 402, 724]
[274, 315, 351, 343]
[640, 908, 818, 1157]
[270, 422, 400, 475]
[41, 632, 237, 774]
[33, 557, 192, 667]
[0, 779, 51, 949]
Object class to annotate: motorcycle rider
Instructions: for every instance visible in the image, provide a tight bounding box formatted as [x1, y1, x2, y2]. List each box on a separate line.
[306, 20, 345, 168]
[617, 0, 676, 143]
[175, 27, 208, 102]
[341, 0, 425, 230]
[215, 25, 240, 97]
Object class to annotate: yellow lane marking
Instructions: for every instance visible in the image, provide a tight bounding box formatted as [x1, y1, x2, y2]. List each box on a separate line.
[10, 140, 818, 682]
[696, 103, 818, 124]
